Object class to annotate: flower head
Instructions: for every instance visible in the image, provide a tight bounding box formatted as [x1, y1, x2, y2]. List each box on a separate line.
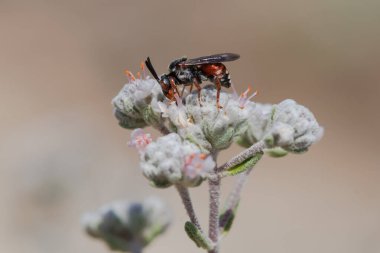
[265, 99, 324, 152]
[112, 75, 165, 129]
[235, 103, 274, 148]
[163, 85, 256, 151]
[236, 99, 323, 153]
[82, 197, 171, 252]
[140, 133, 214, 188]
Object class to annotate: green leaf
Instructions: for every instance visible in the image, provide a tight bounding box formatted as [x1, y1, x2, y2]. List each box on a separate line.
[219, 201, 239, 234]
[266, 147, 288, 158]
[184, 221, 213, 250]
[226, 153, 263, 176]
[142, 105, 161, 126]
[235, 135, 252, 149]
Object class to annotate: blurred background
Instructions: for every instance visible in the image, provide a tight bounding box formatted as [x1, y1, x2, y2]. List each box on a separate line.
[1, 0, 379, 252]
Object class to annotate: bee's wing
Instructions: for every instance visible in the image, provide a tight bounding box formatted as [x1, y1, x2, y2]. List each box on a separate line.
[182, 53, 240, 66]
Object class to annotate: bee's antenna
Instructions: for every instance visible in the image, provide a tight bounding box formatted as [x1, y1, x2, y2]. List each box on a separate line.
[145, 57, 160, 82]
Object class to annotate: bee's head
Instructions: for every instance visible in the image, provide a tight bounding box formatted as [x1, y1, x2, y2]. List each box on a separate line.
[159, 74, 175, 101]
[145, 57, 175, 101]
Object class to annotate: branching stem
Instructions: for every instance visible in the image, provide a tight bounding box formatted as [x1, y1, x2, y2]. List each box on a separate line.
[217, 141, 266, 172]
[175, 184, 203, 232]
[224, 167, 253, 212]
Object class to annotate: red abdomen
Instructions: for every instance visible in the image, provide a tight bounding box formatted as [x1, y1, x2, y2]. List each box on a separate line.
[200, 63, 226, 77]
[199, 63, 231, 88]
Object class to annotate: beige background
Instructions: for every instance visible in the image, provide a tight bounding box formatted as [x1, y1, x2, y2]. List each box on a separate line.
[1, 0, 379, 252]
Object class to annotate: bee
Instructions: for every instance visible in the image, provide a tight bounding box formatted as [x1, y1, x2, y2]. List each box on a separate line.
[145, 53, 240, 108]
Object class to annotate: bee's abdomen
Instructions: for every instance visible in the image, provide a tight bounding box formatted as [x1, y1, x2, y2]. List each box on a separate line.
[218, 71, 231, 88]
[200, 63, 231, 88]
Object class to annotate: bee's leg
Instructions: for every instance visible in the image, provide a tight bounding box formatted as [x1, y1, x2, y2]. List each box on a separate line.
[180, 85, 186, 97]
[169, 77, 180, 97]
[215, 78, 223, 109]
[189, 83, 194, 93]
[192, 78, 202, 106]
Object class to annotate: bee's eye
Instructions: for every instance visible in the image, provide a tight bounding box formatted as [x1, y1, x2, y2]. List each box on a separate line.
[160, 78, 170, 90]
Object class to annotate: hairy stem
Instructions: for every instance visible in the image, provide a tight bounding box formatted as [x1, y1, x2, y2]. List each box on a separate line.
[130, 241, 142, 253]
[217, 140, 265, 172]
[208, 151, 220, 253]
[208, 176, 221, 253]
[175, 184, 203, 232]
[224, 167, 253, 212]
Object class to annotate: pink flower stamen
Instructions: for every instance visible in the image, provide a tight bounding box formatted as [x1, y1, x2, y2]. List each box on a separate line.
[184, 153, 209, 179]
[140, 62, 146, 79]
[239, 86, 258, 108]
[124, 70, 136, 81]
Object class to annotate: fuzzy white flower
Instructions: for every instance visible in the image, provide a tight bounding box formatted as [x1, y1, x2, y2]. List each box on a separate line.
[265, 99, 324, 152]
[140, 133, 215, 188]
[128, 128, 152, 153]
[112, 77, 165, 129]
[235, 103, 274, 148]
[184, 153, 215, 179]
[164, 85, 256, 151]
[82, 197, 171, 252]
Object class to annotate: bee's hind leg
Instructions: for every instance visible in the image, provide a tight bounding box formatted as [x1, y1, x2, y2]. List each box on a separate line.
[192, 78, 202, 106]
[215, 78, 223, 109]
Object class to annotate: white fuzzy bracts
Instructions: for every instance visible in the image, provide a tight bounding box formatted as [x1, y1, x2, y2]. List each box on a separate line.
[113, 76, 324, 188]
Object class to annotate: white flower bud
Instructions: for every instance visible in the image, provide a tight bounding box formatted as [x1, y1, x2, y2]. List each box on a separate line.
[112, 77, 165, 129]
[82, 197, 171, 252]
[235, 103, 274, 148]
[140, 133, 215, 188]
[237, 99, 323, 153]
[265, 99, 324, 152]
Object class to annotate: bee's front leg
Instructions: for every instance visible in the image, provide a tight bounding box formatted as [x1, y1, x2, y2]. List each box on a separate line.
[169, 77, 180, 97]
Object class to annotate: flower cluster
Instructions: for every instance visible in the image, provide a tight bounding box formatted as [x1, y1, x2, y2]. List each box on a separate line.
[139, 133, 215, 188]
[112, 76, 165, 129]
[266, 99, 324, 152]
[82, 197, 171, 252]
[113, 76, 323, 188]
[159, 85, 257, 151]
[81, 65, 327, 253]
[237, 99, 324, 154]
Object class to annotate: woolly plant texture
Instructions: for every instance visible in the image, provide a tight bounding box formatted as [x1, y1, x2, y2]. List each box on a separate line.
[89, 67, 324, 253]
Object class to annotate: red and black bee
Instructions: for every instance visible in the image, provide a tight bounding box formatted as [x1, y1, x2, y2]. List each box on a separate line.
[145, 53, 240, 108]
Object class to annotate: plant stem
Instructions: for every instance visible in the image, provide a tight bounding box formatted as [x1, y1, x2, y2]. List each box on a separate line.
[208, 151, 220, 253]
[224, 167, 253, 212]
[175, 184, 203, 232]
[208, 176, 221, 253]
[130, 241, 142, 253]
[217, 140, 265, 172]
